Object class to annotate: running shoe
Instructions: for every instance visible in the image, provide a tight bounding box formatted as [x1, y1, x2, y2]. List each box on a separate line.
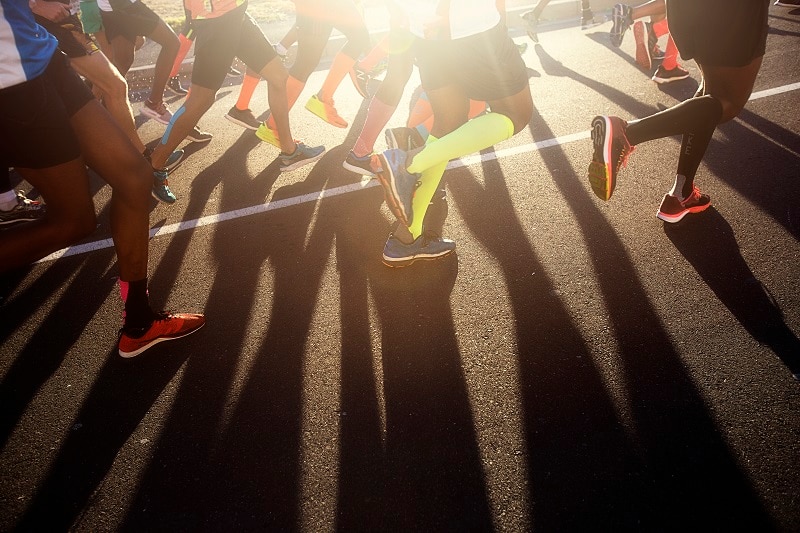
[0, 191, 45, 225]
[774, 0, 800, 6]
[228, 66, 241, 76]
[141, 99, 173, 125]
[633, 21, 652, 70]
[646, 22, 664, 59]
[118, 311, 205, 358]
[152, 169, 177, 204]
[225, 106, 261, 130]
[385, 126, 425, 151]
[610, 3, 633, 48]
[382, 234, 456, 267]
[652, 65, 690, 84]
[167, 76, 188, 96]
[164, 149, 184, 174]
[581, 9, 604, 30]
[342, 150, 375, 176]
[305, 94, 348, 128]
[186, 126, 213, 143]
[588, 115, 634, 201]
[517, 42, 528, 55]
[349, 66, 371, 98]
[656, 187, 711, 223]
[521, 9, 539, 43]
[279, 142, 326, 172]
[255, 120, 281, 148]
[372, 149, 419, 226]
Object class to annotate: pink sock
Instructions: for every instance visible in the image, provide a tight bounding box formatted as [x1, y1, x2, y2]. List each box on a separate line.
[353, 97, 396, 157]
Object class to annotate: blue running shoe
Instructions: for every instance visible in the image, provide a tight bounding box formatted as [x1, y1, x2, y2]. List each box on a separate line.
[279, 142, 326, 172]
[152, 169, 176, 204]
[382, 234, 456, 267]
[373, 148, 419, 227]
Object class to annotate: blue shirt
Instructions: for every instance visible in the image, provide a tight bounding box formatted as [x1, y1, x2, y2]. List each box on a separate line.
[0, 0, 58, 89]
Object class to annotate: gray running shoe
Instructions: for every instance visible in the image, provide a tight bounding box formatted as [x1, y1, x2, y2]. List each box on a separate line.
[186, 126, 213, 143]
[152, 169, 177, 204]
[374, 148, 419, 227]
[610, 3, 633, 48]
[382, 234, 456, 267]
[279, 142, 326, 172]
[343, 150, 375, 176]
[225, 106, 261, 131]
[0, 191, 45, 226]
[521, 9, 539, 43]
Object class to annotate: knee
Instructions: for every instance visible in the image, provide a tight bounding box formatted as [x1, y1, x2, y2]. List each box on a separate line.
[103, 72, 129, 102]
[718, 97, 748, 124]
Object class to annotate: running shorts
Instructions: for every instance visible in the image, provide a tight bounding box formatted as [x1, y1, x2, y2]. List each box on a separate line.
[0, 52, 94, 169]
[667, 0, 769, 68]
[191, 4, 276, 90]
[415, 22, 529, 102]
[79, 0, 103, 34]
[35, 13, 100, 58]
[100, 1, 160, 43]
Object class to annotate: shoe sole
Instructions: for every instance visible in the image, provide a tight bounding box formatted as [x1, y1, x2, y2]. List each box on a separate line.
[656, 200, 711, 223]
[588, 116, 614, 201]
[280, 149, 326, 172]
[382, 247, 455, 268]
[119, 321, 205, 358]
[151, 189, 176, 204]
[342, 159, 375, 177]
[140, 108, 171, 125]
[186, 134, 213, 144]
[373, 153, 409, 226]
[633, 22, 652, 70]
[305, 100, 348, 129]
[255, 127, 281, 148]
[224, 113, 259, 131]
[0, 216, 43, 225]
[652, 73, 690, 84]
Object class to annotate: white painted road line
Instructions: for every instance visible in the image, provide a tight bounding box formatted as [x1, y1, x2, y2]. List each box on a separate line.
[36, 81, 800, 264]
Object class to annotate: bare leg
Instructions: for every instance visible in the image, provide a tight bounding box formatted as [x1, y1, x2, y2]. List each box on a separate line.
[259, 56, 297, 154]
[69, 52, 146, 153]
[150, 85, 216, 169]
[71, 99, 152, 281]
[145, 19, 180, 104]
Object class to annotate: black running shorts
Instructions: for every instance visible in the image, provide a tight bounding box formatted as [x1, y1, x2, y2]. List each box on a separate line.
[35, 13, 100, 58]
[667, 0, 769, 68]
[0, 52, 94, 169]
[415, 22, 529, 102]
[191, 5, 276, 90]
[100, 0, 160, 42]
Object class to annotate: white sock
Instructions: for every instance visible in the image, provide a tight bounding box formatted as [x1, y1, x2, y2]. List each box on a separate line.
[0, 189, 17, 211]
[275, 43, 288, 57]
[669, 174, 687, 200]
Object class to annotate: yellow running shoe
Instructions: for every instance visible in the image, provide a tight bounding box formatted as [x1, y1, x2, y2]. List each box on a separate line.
[255, 120, 281, 148]
[305, 94, 348, 128]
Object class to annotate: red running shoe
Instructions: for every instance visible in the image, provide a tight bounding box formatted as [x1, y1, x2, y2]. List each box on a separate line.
[119, 312, 205, 358]
[588, 115, 634, 201]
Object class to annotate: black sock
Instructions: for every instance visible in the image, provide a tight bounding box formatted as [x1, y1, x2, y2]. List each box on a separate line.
[124, 278, 154, 331]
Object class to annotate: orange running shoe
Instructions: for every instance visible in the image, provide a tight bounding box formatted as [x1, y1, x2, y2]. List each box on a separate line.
[118, 311, 205, 358]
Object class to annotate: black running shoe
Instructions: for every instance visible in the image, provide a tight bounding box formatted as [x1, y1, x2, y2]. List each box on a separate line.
[610, 3, 633, 47]
[652, 65, 690, 84]
[167, 76, 188, 96]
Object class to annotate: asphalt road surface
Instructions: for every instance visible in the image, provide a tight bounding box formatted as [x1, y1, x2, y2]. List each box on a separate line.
[2, 7, 800, 532]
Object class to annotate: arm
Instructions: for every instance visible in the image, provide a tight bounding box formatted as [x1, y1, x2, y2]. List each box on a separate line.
[29, 0, 70, 22]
